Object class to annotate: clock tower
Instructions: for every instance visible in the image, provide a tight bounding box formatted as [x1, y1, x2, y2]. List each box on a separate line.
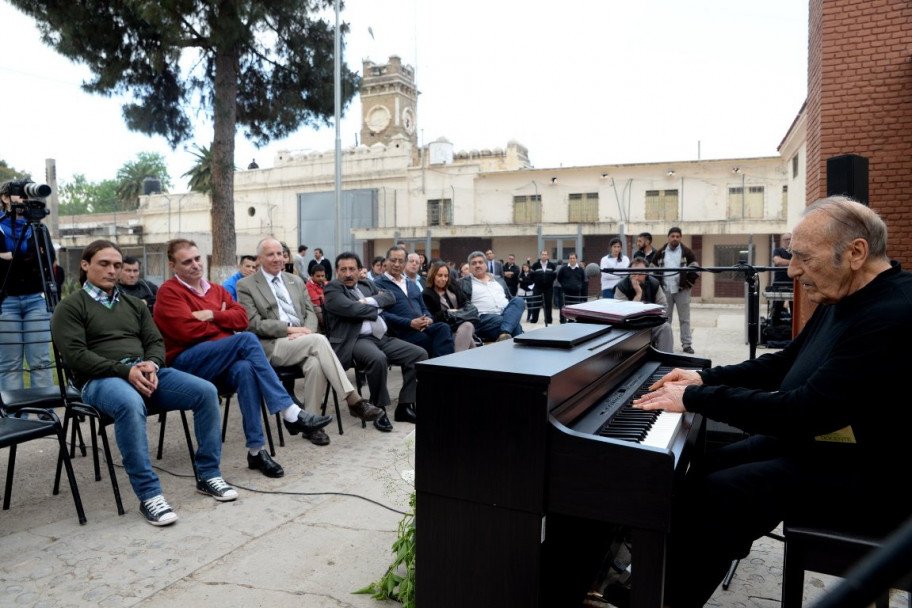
[360, 56, 418, 148]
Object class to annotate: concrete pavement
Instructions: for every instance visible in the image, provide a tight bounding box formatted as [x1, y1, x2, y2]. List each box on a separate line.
[0, 304, 903, 607]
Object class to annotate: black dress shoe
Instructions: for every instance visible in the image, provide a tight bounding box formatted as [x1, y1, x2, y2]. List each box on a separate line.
[394, 403, 417, 424]
[373, 411, 393, 432]
[247, 450, 284, 478]
[283, 410, 333, 436]
[302, 427, 331, 446]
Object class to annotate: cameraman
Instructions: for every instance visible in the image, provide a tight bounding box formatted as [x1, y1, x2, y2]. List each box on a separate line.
[0, 180, 56, 390]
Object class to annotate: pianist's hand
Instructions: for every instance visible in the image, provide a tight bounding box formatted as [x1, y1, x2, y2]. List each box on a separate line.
[632, 368, 702, 413]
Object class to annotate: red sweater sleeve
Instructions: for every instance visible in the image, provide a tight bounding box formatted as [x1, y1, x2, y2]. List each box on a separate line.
[154, 279, 251, 363]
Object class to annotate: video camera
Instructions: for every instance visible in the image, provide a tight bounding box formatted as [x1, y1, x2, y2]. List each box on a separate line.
[1, 179, 51, 222]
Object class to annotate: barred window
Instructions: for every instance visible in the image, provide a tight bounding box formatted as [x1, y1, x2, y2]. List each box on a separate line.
[568, 192, 599, 222]
[427, 199, 453, 226]
[644, 189, 678, 220]
[513, 194, 542, 223]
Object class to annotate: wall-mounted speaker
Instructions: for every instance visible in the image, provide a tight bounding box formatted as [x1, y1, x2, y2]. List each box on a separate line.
[826, 154, 868, 206]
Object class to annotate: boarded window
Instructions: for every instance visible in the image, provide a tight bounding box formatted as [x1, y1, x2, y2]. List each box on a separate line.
[568, 192, 599, 222]
[513, 194, 542, 223]
[427, 199, 453, 226]
[644, 189, 678, 221]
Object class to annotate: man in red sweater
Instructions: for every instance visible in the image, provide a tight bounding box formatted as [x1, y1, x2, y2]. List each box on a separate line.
[154, 239, 333, 479]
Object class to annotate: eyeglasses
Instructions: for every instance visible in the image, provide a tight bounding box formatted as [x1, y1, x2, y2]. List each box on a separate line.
[388, 258, 406, 265]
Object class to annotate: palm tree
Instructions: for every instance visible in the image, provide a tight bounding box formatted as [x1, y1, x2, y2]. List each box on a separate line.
[115, 152, 171, 210]
[183, 145, 215, 195]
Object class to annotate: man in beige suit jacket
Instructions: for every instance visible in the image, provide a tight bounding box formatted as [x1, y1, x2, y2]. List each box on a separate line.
[237, 238, 382, 445]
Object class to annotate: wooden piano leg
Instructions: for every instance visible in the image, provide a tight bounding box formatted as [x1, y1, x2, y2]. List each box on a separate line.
[631, 527, 667, 608]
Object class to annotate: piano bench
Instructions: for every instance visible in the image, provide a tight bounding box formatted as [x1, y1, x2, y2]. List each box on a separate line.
[781, 521, 911, 608]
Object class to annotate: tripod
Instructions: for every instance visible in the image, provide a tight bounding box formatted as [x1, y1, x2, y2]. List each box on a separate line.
[0, 205, 59, 311]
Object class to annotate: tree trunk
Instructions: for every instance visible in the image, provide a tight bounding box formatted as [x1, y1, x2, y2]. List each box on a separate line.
[209, 19, 240, 283]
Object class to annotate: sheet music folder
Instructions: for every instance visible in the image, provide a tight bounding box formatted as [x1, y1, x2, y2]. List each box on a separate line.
[561, 299, 667, 327]
[513, 322, 613, 348]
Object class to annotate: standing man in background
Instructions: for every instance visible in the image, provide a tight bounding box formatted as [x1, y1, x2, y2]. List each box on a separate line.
[770, 233, 793, 324]
[652, 227, 699, 354]
[502, 253, 520, 297]
[308, 248, 333, 281]
[294, 245, 309, 280]
[485, 249, 503, 277]
[529, 249, 557, 325]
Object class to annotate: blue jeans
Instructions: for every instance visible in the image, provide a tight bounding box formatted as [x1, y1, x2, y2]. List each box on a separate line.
[399, 321, 455, 358]
[171, 332, 293, 450]
[0, 292, 53, 390]
[475, 297, 526, 341]
[601, 287, 616, 299]
[81, 368, 223, 502]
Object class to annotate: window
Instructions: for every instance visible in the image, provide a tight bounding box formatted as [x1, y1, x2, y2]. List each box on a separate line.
[792, 153, 799, 178]
[728, 185, 764, 219]
[781, 185, 788, 219]
[427, 199, 453, 226]
[513, 194, 542, 223]
[644, 189, 678, 220]
[568, 192, 599, 222]
[715, 244, 749, 281]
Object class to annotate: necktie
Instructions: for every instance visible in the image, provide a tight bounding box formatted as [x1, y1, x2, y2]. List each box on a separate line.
[489, 261, 494, 273]
[272, 276, 301, 326]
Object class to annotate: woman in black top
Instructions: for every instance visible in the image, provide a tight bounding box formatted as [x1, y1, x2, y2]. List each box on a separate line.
[422, 262, 475, 351]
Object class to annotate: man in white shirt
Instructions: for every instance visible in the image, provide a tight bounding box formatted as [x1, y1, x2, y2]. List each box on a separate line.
[459, 250, 525, 342]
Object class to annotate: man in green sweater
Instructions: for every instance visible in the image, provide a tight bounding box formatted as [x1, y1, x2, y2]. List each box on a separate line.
[51, 240, 236, 527]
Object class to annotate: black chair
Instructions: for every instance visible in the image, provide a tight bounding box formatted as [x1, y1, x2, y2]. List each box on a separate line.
[220, 388, 284, 456]
[781, 521, 912, 608]
[520, 293, 544, 324]
[561, 294, 590, 322]
[1, 405, 87, 525]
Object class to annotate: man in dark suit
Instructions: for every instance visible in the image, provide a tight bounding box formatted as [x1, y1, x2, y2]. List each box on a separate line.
[322, 252, 427, 429]
[484, 249, 503, 277]
[237, 237, 383, 437]
[502, 253, 520, 296]
[307, 248, 333, 281]
[530, 249, 557, 325]
[374, 245, 454, 358]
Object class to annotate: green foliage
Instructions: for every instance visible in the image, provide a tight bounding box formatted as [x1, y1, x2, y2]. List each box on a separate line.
[182, 144, 217, 195]
[11, 0, 361, 268]
[58, 174, 119, 215]
[115, 152, 171, 210]
[0, 160, 29, 183]
[354, 492, 416, 607]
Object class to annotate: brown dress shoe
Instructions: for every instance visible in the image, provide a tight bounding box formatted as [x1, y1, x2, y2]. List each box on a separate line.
[348, 399, 383, 421]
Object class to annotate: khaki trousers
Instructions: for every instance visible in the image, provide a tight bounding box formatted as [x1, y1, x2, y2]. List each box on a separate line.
[269, 333, 355, 413]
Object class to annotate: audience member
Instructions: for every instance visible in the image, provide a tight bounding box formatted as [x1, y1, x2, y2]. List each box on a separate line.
[632, 196, 912, 606]
[652, 227, 700, 354]
[459, 250, 525, 342]
[771, 232, 794, 324]
[280, 242, 295, 274]
[502, 253, 520, 296]
[557, 253, 587, 323]
[484, 249, 503, 276]
[529, 249, 557, 325]
[374, 246, 454, 358]
[613, 257, 674, 351]
[405, 251, 425, 290]
[117, 256, 159, 314]
[154, 239, 333, 474]
[422, 261, 477, 352]
[51, 239, 236, 526]
[308, 248, 333, 281]
[306, 265, 328, 332]
[459, 262, 471, 279]
[600, 237, 630, 299]
[367, 256, 385, 281]
[632, 231, 656, 265]
[236, 237, 382, 429]
[294, 245, 309, 279]
[322, 252, 427, 428]
[221, 255, 257, 301]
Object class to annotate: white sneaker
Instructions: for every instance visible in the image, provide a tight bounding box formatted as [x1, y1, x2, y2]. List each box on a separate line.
[140, 494, 178, 526]
[196, 477, 238, 502]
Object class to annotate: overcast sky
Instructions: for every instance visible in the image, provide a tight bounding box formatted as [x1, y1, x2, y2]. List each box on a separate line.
[0, 0, 808, 191]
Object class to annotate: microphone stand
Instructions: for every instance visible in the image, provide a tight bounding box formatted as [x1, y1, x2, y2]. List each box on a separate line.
[604, 264, 779, 360]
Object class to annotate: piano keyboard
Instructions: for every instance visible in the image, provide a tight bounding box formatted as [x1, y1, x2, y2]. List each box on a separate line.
[571, 362, 691, 451]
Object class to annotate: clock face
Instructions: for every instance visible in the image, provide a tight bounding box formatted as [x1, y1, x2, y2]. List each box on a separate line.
[402, 107, 415, 134]
[366, 105, 391, 133]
